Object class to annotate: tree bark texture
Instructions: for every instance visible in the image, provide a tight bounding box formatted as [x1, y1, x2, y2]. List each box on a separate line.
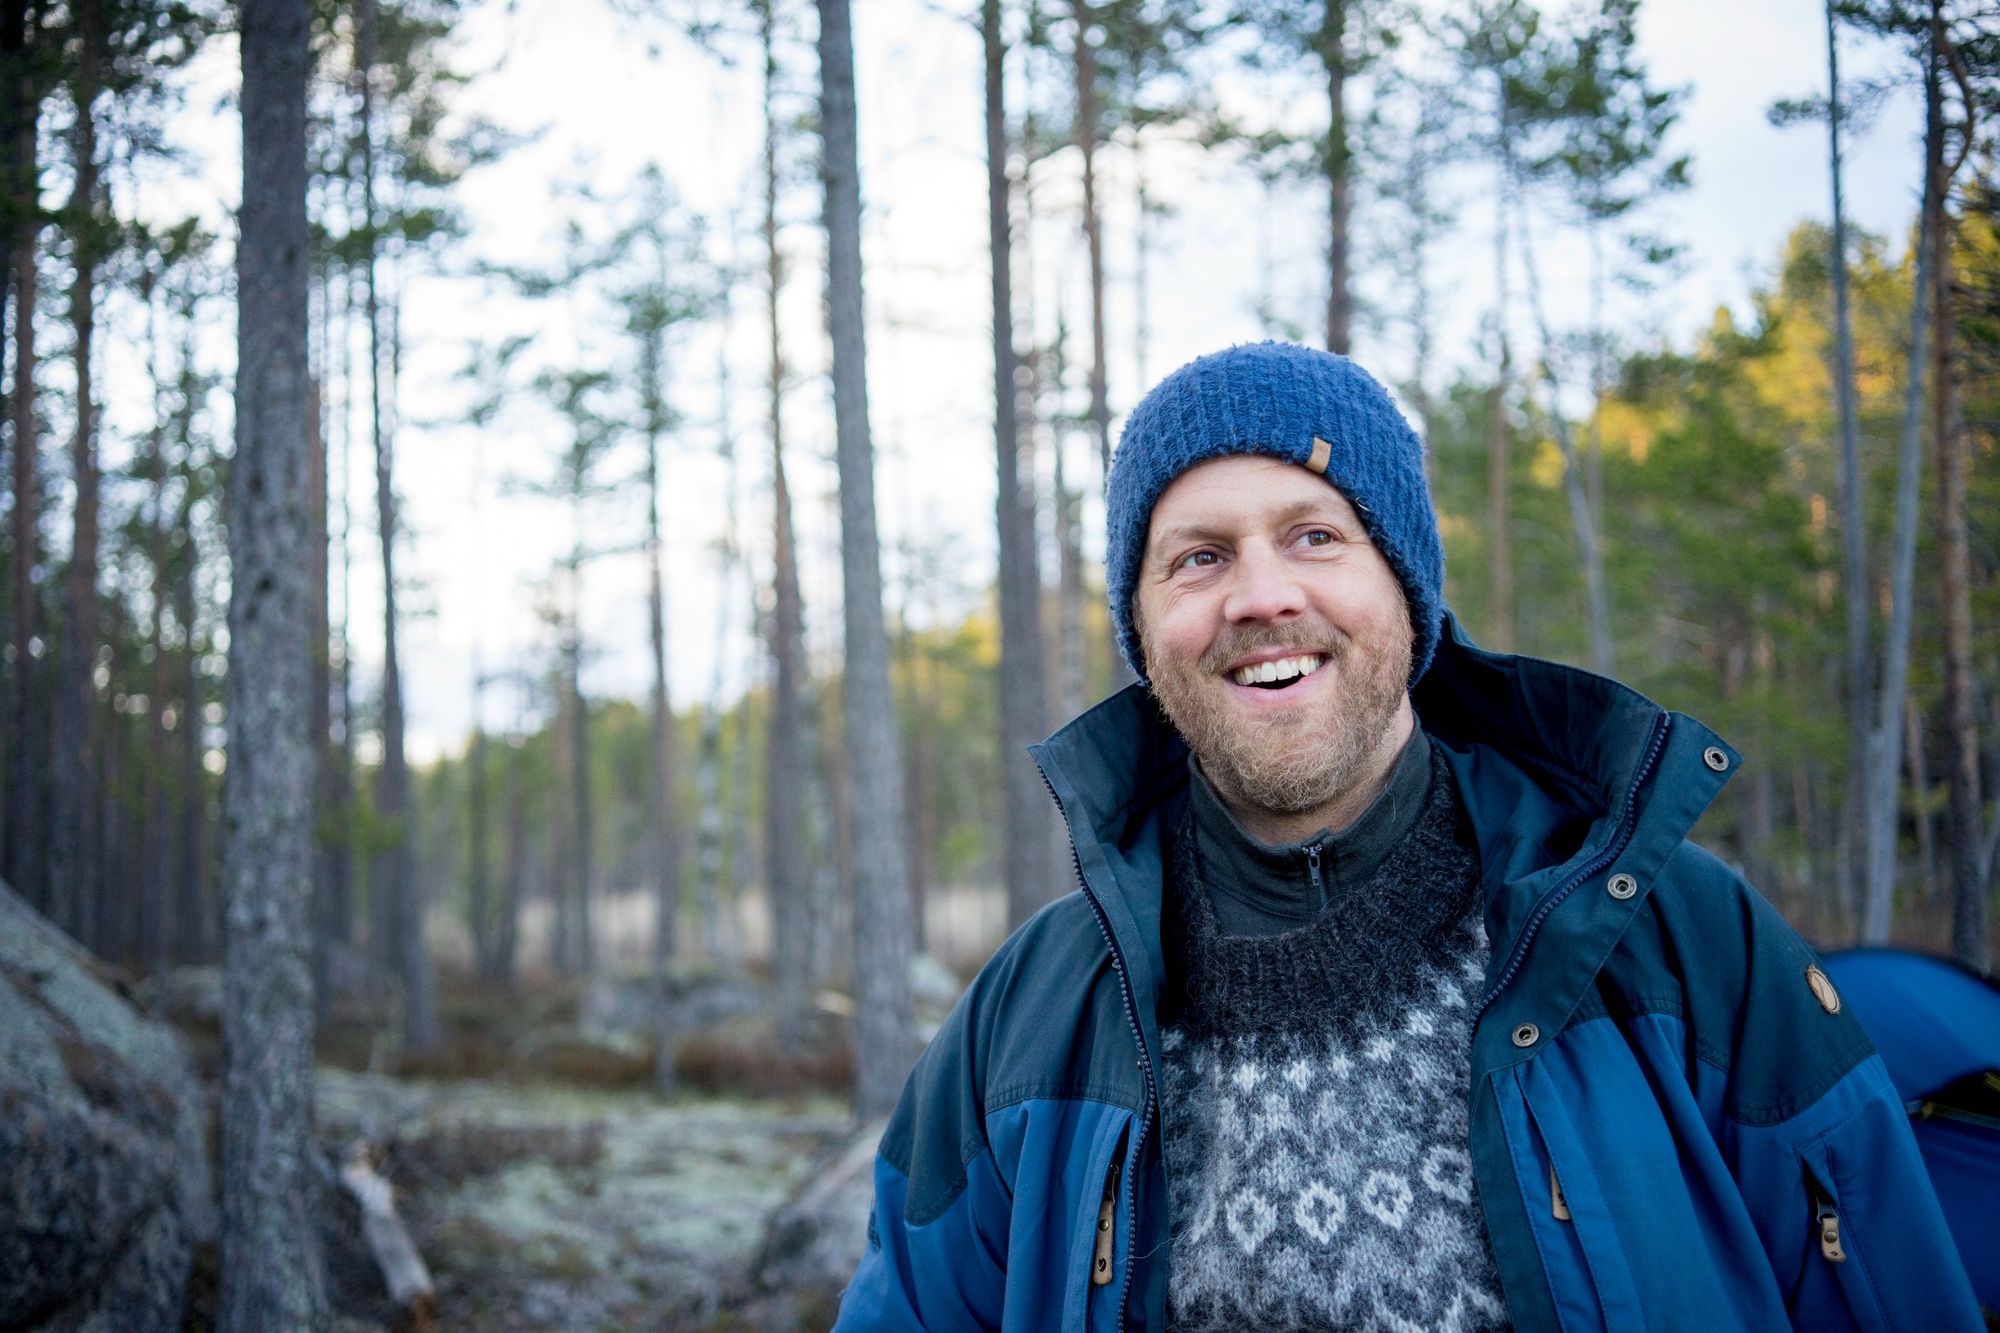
[1824, 0, 1872, 926]
[987, 0, 1053, 931]
[1860, 18, 1941, 945]
[221, 0, 328, 1323]
[817, 0, 915, 1119]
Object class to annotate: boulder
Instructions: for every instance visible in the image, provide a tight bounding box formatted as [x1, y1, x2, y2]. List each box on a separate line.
[752, 1117, 885, 1305]
[0, 882, 216, 1332]
[579, 963, 768, 1041]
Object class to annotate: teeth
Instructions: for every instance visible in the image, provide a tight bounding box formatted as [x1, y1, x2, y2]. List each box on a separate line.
[1231, 655, 1326, 687]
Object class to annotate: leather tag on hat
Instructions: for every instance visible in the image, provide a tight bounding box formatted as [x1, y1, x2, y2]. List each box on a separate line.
[1308, 436, 1333, 473]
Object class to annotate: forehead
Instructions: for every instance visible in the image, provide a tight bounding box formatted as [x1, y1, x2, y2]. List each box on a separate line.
[1145, 454, 1355, 546]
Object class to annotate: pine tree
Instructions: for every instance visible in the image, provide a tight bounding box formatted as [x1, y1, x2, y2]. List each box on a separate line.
[220, 0, 328, 1322]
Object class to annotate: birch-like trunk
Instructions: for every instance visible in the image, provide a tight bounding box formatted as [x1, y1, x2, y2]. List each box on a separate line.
[1824, 0, 1871, 927]
[1513, 186, 1613, 676]
[220, 0, 328, 1322]
[1859, 16, 1942, 944]
[817, 0, 914, 1118]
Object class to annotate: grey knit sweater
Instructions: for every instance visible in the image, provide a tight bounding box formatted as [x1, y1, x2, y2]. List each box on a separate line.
[1157, 737, 1509, 1331]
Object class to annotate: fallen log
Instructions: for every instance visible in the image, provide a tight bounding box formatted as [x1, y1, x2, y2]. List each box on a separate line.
[339, 1143, 438, 1329]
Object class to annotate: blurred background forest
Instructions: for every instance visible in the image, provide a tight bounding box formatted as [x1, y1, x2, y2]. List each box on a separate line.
[2, 0, 1998, 1326]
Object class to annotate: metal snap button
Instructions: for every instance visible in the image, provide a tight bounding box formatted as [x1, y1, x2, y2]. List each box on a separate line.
[1607, 872, 1638, 900]
[1511, 1022, 1540, 1048]
[1702, 746, 1729, 772]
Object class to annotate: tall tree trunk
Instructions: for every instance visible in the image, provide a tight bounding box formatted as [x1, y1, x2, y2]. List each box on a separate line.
[1859, 17, 1942, 944]
[817, 0, 915, 1118]
[174, 537, 206, 962]
[1905, 696, 1939, 906]
[565, 565, 594, 975]
[762, 0, 809, 1049]
[307, 379, 332, 1009]
[220, 0, 328, 1323]
[1053, 318, 1087, 722]
[358, 0, 434, 1046]
[7, 137, 38, 909]
[1070, 1, 1128, 689]
[467, 695, 490, 978]
[0, 0, 23, 878]
[1931, 177, 1984, 970]
[1513, 186, 1613, 675]
[641, 419, 682, 1091]
[497, 727, 522, 991]
[1487, 123, 1512, 653]
[988, 0, 1053, 931]
[1824, 0, 1871, 927]
[1319, 0, 1350, 356]
[51, 0, 103, 944]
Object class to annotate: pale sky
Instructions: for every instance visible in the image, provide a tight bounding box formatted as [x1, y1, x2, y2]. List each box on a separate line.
[137, 0, 1924, 763]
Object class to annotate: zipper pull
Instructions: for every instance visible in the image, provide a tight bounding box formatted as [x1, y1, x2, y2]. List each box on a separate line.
[1093, 1155, 1122, 1286]
[1817, 1199, 1846, 1263]
[1304, 843, 1325, 910]
[1549, 1164, 1571, 1221]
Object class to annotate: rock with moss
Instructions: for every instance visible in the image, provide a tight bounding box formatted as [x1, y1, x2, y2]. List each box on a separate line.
[0, 881, 216, 1331]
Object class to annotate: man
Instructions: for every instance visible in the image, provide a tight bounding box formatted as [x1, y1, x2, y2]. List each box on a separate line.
[834, 342, 1980, 1331]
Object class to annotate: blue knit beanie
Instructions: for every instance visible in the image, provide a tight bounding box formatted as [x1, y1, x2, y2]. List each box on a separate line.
[1106, 341, 1445, 687]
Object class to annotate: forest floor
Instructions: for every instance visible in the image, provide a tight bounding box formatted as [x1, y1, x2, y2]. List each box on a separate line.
[168, 966, 875, 1332]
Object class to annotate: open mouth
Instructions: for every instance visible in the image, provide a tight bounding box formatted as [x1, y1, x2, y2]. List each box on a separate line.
[1226, 653, 1327, 690]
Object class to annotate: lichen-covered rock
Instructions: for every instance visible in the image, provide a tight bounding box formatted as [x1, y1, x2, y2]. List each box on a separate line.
[0, 882, 216, 1332]
[753, 1117, 884, 1305]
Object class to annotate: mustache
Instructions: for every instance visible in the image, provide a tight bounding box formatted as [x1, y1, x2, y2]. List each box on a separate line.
[1199, 625, 1345, 675]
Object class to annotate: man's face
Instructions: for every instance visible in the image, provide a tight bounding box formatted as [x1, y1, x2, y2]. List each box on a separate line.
[1135, 454, 1414, 819]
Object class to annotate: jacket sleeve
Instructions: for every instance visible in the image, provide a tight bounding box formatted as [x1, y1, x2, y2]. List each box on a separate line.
[833, 1130, 1011, 1332]
[832, 964, 1012, 1332]
[1645, 843, 1983, 1328]
[1772, 1054, 1984, 1330]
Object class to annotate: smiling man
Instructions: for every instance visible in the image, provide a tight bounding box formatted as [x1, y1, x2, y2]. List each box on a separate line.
[835, 342, 1980, 1331]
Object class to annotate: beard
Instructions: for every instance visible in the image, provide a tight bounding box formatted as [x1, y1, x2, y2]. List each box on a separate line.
[1142, 607, 1413, 819]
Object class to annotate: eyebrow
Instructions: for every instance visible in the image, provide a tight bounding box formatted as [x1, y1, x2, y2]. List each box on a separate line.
[1147, 498, 1347, 559]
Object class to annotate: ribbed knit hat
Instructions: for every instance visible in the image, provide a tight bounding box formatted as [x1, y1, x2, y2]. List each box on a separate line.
[1106, 341, 1445, 687]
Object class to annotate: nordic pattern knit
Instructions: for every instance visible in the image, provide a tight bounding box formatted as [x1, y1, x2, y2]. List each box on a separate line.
[1157, 742, 1508, 1331]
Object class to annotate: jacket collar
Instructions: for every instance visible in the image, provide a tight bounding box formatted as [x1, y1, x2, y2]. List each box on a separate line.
[1030, 610, 1739, 1062]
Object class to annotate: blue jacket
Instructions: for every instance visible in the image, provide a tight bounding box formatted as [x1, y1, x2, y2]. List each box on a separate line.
[836, 617, 1983, 1331]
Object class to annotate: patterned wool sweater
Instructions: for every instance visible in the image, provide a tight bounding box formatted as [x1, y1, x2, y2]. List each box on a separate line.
[1157, 736, 1509, 1332]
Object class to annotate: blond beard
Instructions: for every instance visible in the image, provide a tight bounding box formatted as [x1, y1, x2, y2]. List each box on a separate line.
[1142, 609, 1412, 819]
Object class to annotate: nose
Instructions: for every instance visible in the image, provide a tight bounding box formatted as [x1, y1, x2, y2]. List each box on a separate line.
[1221, 539, 1307, 625]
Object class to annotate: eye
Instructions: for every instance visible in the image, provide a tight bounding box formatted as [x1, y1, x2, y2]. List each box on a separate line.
[1176, 549, 1219, 570]
[1299, 528, 1335, 548]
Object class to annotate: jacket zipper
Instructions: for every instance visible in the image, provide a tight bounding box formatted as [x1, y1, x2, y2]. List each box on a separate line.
[1037, 768, 1153, 1333]
[1304, 843, 1325, 912]
[1472, 712, 1673, 1025]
